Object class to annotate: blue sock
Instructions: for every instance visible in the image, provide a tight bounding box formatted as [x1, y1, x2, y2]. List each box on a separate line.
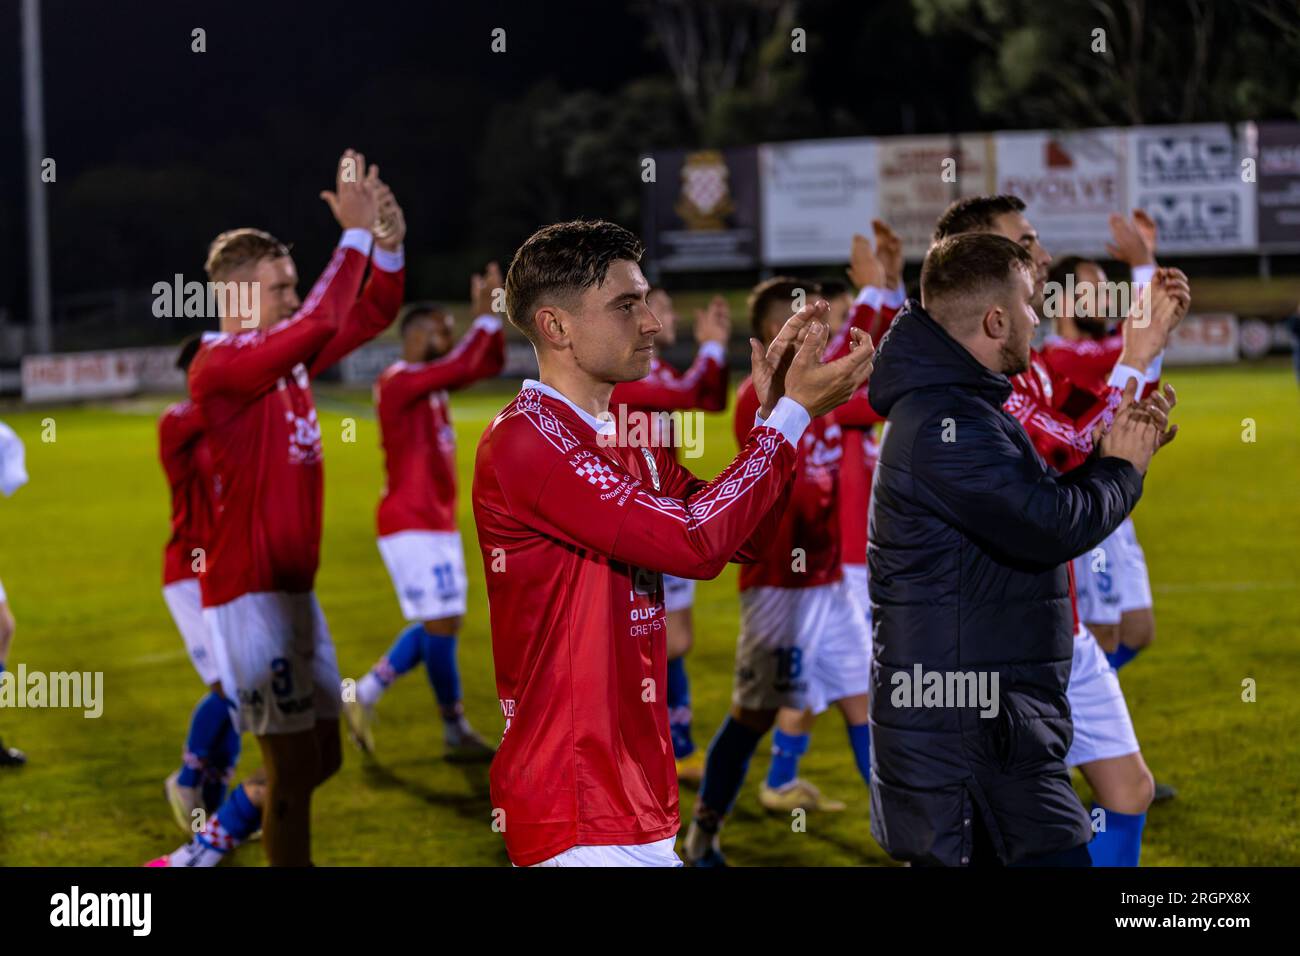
[421, 632, 462, 715]
[666, 657, 694, 759]
[1106, 644, 1139, 670]
[847, 722, 872, 786]
[375, 623, 426, 685]
[202, 782, 262, 848]
[179, 691, 233, 788]
[699, 717, 764, 817]
[1088, 804, 1146, 866]
[765, 730, 808, 789]
[200, 718, 243, 809]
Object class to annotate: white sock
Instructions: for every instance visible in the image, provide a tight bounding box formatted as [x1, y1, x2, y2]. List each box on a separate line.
[357, 672, 386, 708]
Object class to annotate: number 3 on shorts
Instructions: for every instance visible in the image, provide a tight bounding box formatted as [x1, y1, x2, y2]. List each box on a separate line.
[271, 656, 293, 698]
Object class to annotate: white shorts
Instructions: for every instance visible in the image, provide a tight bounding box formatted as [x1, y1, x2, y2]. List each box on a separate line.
[663, 574, 696, 614]
[732, 579, 873, 714]
[1073, 517, 1152, 626]
[0, 576, 6, 604]
[1066, 627, 1140, 767]
[841, 563, 872, 631]
[203, 590, 341, 736]
[163, 579, 220, 686]
[529, 836, 682, 867]
[377, 530, 468, 622]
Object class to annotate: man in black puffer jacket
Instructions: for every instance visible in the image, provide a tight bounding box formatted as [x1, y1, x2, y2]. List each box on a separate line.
[867, 233, 1160, 867]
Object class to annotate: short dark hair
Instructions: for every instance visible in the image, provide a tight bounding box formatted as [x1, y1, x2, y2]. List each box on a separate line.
[748, 276, 809, 339]
[175, 334, 203, 372]
[1047, 254, 1095, 291]
[816, 278, 849, 300]
[504, 220, 644, 341]
[398, 301, 448, 335]
[920, 233, 1035, 324]
[933, 195, 1026, 242]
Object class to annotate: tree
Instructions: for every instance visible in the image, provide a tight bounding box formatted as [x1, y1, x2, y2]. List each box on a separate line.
[911, 0, 1300, 127]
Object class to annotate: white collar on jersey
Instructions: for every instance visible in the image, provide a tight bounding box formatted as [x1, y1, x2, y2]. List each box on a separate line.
[520, 379, 616, 436]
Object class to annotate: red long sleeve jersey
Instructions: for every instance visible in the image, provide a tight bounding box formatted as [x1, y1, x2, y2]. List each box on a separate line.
[375, 318, 505, 536]
[831, 297, 900, 565]
[188, 244, 403, 608]
[159, 400, 213, 586]
[733, 379, 844, 590]
[472, 382, 800, 866]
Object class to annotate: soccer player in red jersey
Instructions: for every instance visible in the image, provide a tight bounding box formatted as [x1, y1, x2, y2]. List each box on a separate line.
[755, 224, 907, 814]
[343, 264, 506, 759]
[681, 275, 884, 864]
[930, 195, 1189, 865]
[1040, 211, 1166, 675]
[158, 337, 239, 828]
[608, 289, 730, 784]
[472, 219, 874, 867]
[166, 152, 405, 866]
[1040, 211, 1161, 396]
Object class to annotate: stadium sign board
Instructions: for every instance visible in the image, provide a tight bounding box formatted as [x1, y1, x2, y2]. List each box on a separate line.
[758, 138, 878, 266]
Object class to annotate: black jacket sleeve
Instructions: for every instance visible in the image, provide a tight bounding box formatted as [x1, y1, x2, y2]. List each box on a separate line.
[910, 409, 1143, 568]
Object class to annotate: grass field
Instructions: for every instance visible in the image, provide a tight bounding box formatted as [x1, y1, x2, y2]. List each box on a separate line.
[0, 360, 1297, 866]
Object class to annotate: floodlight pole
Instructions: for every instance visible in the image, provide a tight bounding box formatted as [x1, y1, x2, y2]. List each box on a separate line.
[21, 0, 53, 354]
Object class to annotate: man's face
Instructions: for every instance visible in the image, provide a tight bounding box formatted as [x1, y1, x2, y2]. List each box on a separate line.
[567, 260, 660, 383]
[407, 312, 455, 362]
[647, 289, 677, 347]
[988, 211, 1051, 312]
[1067, 261, 1110, 336]
[826, 292, 853, 334]
[998, 266, 1040, 376]
[243, 255, 300, 331]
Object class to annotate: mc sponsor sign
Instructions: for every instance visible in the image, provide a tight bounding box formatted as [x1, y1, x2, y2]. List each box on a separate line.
[1126, 124, 1256, 253]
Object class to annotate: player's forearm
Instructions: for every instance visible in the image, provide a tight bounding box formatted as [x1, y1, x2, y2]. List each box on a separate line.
[609, 399, 808, 579]
[390, 316, 504, 402]
[310, 246, 405, 377]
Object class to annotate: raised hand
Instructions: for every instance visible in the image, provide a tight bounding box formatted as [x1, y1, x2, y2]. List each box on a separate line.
[320, 149, 378, 232]
[751, 299, 822, 418]
[471, 261, 504, 316]
[1121, 267, 1190, 370]
[782, 320, 875, 418]
[1139, 382, 1179, 452]
[370, 169, 407, 252]
[873, 219, 904, 289]
[694, 295, 732, 345]
[1133, 208, 1158, 259]
[1106, 210, 1156, 268]
[1099, 395, 1160, 475]
[847, 233, 885, 290]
